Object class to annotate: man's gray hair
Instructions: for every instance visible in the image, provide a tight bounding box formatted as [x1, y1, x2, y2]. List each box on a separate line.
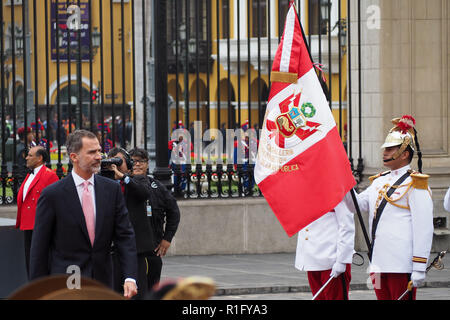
[66, 129, 97, 154]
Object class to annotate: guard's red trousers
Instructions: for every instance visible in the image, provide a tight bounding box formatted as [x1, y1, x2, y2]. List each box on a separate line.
[307, 264, 351, 300]
[370, 273, 417, 300]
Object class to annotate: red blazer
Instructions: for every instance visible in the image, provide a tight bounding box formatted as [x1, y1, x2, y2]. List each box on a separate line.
[16, 166, 59, 230]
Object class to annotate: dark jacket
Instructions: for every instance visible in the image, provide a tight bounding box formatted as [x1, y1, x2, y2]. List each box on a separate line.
[145, 176, 180, 248]
[125, 175, 180, 252]
[123, 175, 155, 254]
[30, 173, 138, 288]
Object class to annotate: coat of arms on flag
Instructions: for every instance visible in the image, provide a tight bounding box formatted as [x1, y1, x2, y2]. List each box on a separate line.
[254, 3, 355, 237]
[266, 90, 321, 148]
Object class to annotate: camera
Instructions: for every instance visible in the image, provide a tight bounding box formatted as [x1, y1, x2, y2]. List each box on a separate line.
[101, 157, 123, 167]
[99, 157, 123, 179]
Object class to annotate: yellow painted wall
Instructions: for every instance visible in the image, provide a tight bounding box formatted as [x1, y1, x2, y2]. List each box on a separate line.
[3, 0, 348, 139]
[168, 0, 348, 140]
[2, 1, 133, 108]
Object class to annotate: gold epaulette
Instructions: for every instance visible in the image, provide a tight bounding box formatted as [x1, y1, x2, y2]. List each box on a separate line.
[369, 171, 390, 183]
[410, 172, 429, 190]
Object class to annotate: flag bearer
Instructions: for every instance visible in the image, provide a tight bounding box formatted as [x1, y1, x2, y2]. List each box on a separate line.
[295, 196, 355, 300]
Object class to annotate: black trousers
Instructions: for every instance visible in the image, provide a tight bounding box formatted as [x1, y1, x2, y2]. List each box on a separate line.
[24, 230, 33, 279]
[145, 252, 162, 291]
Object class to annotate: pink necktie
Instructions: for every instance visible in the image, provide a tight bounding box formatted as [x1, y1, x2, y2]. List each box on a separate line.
[82, 181, 95, 246]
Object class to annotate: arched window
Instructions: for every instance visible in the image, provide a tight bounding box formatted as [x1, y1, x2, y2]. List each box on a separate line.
[15, 84, 25, 124]
[56, 84, 91, 121]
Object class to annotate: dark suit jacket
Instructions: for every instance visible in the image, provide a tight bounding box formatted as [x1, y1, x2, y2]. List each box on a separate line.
[29, 173, 138, 288]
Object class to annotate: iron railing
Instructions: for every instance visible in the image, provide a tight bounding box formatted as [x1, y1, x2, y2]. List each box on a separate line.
[0, 0, 364, 204]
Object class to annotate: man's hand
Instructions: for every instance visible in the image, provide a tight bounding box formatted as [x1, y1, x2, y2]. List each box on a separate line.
[411, 271, 426, 287]
[110, 164, 124, 181]
[330, 262, 346, 278]
[155, 239, 171, 257]
[123, 280, 137, 299]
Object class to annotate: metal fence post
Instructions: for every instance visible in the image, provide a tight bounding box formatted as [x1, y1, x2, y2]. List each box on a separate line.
[152, 0, 172, 188]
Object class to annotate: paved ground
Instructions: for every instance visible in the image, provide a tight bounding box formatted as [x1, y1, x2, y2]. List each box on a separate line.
[160, 252, 450, 300]
[212, 288, 450, 300]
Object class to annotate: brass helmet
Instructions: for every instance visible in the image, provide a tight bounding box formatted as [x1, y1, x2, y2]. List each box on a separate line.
[381, 115, 416, 151]
[381, 115, 422, 172]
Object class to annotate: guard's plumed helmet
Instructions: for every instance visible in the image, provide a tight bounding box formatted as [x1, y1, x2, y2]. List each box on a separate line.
[381, 115, 423, 173]
[381, 115, 416, 151]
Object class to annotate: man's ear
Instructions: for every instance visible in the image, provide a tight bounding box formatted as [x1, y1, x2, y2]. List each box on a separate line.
[401, 149, 410, 161]
[69, 152, 77, 164]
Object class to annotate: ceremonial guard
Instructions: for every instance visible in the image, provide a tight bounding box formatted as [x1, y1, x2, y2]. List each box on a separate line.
[295, 197, 355, 300]
[349, 115, 434, 300]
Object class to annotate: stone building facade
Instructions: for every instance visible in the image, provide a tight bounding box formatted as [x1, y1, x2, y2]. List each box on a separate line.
[349, 0, 450, 251]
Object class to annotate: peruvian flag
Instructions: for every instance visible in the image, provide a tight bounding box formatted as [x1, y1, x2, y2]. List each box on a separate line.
[255, 4, 355, 237]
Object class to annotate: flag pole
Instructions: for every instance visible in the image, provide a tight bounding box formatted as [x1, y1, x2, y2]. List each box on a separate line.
[293, 2, 371, 256]
[293, 3, 331, 102]
[350, 188, 372, 257]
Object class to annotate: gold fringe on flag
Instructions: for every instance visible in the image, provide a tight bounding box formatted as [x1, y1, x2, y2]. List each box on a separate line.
[270, 71, 298, 84]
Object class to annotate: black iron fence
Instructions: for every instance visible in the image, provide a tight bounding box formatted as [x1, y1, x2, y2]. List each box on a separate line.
[0, 0, 363, 204]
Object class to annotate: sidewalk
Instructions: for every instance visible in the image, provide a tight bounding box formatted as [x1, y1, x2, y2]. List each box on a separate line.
[160, 252, 450, 296]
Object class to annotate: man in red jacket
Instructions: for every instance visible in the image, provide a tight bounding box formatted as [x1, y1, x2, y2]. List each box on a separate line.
[16, 146, 59, 278]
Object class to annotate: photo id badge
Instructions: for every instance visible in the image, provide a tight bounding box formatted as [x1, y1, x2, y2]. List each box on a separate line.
[146, 200, 152, 217]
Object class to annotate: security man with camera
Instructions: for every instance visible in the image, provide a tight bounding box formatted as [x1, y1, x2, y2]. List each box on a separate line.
[107, 147, 156, 299]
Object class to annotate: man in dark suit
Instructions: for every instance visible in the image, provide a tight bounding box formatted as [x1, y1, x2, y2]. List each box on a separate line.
[16, 146, 59, 278]
[30, 130, 138, 299]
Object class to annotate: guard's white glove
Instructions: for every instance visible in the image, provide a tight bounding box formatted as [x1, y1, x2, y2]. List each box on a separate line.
[330, 262, 346, 278]
[411, 271, 426, 287]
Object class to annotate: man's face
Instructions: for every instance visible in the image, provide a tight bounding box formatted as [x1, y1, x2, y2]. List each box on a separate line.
[26, 132, 34, 144]
[71, 137, 102, 175]
[114, 152, 130, 174]
[131, 156, 148, 176]
[383, 146, 409, 170]
[26, 147, 43, 170]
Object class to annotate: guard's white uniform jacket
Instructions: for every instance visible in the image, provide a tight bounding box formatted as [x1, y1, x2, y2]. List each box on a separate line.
[295, 197, 355, 271]
[351, 165, 434, 273]
[444, 187, 450, 212]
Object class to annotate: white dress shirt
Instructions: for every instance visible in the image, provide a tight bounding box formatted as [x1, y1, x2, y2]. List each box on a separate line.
[23, 164, 44, 201]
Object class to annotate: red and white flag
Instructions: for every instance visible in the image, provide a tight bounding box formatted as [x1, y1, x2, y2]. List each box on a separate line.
[255, 4, 355, 237]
